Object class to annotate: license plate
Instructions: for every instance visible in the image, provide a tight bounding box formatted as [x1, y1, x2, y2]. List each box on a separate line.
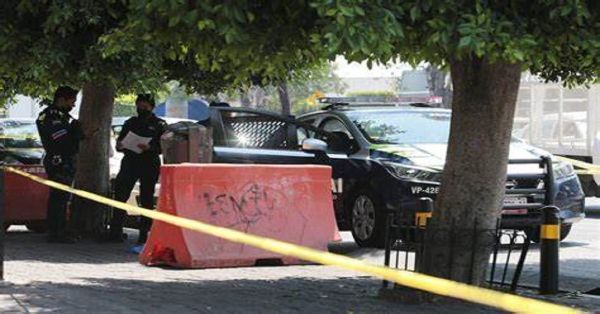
[503, 196, 528, 205]
[501, 209, 528, 215]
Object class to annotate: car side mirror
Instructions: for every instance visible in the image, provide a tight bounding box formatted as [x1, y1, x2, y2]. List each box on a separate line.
[302, 138, 328, 152]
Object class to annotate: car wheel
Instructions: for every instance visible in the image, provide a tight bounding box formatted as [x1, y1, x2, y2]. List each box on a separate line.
[525, 223, 572, 243]
[350, 191, 385, 248]
[559, 224, 572, 241]
[26, 222, 47, 233]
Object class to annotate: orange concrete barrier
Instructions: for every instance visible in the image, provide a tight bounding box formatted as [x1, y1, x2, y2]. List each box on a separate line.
[140, 164, 341, 268]
[4, 165, 49, 225]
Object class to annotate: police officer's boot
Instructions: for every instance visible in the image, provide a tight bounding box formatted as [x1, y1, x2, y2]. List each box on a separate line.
[137, 230, 148, 244]
[107, 227, 127, 243]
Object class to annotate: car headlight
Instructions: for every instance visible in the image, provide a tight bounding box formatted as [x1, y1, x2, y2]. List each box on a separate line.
[553, 162, 575, 180]
[382, 161, 442, 182]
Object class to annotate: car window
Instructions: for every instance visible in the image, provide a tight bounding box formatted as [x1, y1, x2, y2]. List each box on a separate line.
[297, 118, 315, 145]
[347, 110, 450, 144]
[0, 122, 42, 148]
[318, 118, 356, 153]
[220, 111, 297, 150]
[320, 118, 353, 139]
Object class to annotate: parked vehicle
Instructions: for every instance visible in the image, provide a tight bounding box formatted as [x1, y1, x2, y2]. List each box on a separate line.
[205, 103, 584, 247]
[0, 118, 46, 232]
[513, 78, 600, 196]
[0, 118, 44, 165]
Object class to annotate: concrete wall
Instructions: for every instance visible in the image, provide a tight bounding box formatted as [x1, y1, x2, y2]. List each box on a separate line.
[5, 94, 82, 119]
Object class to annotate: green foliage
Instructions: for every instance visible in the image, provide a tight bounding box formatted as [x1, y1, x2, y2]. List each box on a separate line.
[233, 61, 346, 115]
[101, 1, 326, 91]
[310, 0, 599, 86]
[0, 1, 241, 102]
[2, 1, 598, 102]
[0, 0, 168, 101]
[113, 103, 136, 117]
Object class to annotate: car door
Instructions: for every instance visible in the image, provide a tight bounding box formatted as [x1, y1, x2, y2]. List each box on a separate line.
[211, 108, 327, 165]
[298, 114, 375, 227]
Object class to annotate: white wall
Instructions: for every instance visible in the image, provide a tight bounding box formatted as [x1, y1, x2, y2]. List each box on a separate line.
[6, 94, 82, 119]
[7, 95, 41, 118]
[341, 77, 396, 94]
[333, 56, 415, 94]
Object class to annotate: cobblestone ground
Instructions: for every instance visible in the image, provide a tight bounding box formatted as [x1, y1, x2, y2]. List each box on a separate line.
[0, 228, 504, 313]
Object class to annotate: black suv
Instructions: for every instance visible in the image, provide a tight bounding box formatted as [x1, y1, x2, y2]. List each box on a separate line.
[207, 103, 585, 247]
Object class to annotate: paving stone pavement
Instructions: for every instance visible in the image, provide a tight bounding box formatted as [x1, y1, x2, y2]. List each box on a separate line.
[0, 228, 497, 313]
[0, 228, 592, 313]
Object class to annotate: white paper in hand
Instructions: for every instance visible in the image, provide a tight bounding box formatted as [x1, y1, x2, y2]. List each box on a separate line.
[120, 131, 152, 154]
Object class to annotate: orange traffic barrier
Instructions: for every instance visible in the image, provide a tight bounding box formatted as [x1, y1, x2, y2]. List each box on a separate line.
[140, 164, 341, 268]
[3, 165, 48, 226]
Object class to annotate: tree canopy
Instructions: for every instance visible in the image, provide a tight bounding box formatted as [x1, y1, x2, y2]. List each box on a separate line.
[0, 1, 167, 101]
[1, 0, 598, 283]
[103, 1, 598, 86]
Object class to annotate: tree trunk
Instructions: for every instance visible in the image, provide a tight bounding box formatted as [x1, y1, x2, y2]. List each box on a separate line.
[70, 82, 115, 237]
[426, 65, 452, 108]
[278, 82, 291, 115]
[422, 57, 522, 285]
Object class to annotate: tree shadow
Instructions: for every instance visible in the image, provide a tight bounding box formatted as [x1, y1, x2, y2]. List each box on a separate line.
[4, 229, 140, 264]
[0, 277, 497, 313]
[489, 258, 600, 294]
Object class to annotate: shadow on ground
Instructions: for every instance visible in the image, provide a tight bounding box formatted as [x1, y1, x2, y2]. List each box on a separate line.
[0, 277, 498, 313]
[4, 230, 139, 264]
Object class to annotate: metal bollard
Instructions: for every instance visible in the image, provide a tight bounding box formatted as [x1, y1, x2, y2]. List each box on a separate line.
[0, 169, 4, 280]
[414, 197, 433, 227]
[382, 213, 394, 288]
[414, 198, 433, 272]
[539, 206, 560, 294]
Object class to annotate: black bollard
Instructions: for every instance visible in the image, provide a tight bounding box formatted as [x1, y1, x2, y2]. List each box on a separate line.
[0, 169, 4, 280]
[414, 197, 433, 227]
[539, 206, 560, 294]
[382, 213, 394, 288]
[414, 198, 433, 272]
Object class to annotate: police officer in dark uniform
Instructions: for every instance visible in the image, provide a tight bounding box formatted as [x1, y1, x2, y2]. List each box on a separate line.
[36, 86, 83, 243]
[109, 94, 166, 244]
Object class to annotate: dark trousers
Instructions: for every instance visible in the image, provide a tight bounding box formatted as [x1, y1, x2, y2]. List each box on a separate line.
[110, 155, 160, 235]
[44, 161, 75, 238]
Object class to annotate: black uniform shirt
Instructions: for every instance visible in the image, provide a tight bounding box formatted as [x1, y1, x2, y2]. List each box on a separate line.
[117, 114, 167, 158]
[36, 106, 83, 159]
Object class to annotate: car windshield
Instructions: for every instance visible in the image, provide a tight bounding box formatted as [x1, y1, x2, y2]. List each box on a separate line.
[347, 110, 522, 144]
[0, 122, 42, 148]
[346, 110, 452, 144]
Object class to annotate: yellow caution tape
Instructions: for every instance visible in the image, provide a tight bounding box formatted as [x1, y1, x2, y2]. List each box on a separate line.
[541, 225, 560, 240]
[555, 156, 600, 171]
[2, 166, 580, 314]
[575, 170, 600, 175]
[0, 134, 40, 140]
[554, 156, 600, 175]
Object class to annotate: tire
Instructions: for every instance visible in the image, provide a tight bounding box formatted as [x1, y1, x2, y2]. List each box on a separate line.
[26, 222, 47, 233]
[349, 190, 386, 248]
[559, 224, 572, 241]
[525, 223, 572, 243]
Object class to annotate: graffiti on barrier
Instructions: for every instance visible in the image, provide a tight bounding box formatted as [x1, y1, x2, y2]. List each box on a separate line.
[202, 182, 287, 230]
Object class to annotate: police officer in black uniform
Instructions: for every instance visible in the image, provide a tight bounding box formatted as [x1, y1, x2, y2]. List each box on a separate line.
[109, 94, 166, 243]
[36, 86, 83, 243]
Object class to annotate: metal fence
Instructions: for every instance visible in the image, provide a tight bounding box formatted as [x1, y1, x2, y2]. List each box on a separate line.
[382, 216, 530, 292]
